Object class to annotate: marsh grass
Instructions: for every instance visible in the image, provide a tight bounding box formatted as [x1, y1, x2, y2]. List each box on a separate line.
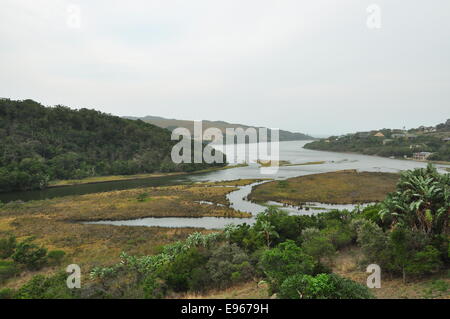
[0, 181, 252, 288]
[249, 170, 399, 205]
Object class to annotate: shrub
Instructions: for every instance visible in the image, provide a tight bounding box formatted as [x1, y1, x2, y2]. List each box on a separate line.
[0, 260, 18, 284]
[15, 272, 77, 299]
[136, 192, 150, 202]
[259, 240, 315, 293]
[355, 220, 389, 265]
[405, 245, 443, 276]
[206, 243, 253, 289]
[47, 250, 66, 265]
[12, 239, 48, 270]
[164, 247, 207, 292]
[0, 235, 17, 258]
[301, 230, 335, 264]
[279, 273, 373, 299]
[142, 275, 168, 299]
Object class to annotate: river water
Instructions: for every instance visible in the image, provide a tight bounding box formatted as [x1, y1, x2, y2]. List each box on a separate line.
[3, 141, 449, 229]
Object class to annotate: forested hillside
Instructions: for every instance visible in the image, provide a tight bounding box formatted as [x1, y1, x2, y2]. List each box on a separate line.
[0, 99, 224, 192]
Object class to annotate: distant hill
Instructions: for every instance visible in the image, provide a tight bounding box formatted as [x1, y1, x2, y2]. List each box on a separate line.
[0, 99, 224, 192]
[124, 115, 314, 142]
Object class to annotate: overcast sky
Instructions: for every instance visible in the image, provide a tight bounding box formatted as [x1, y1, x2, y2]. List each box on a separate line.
[1, 0, 449, 136]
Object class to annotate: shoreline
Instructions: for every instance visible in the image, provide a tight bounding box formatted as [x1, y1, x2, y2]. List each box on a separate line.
[47, 163, 249, 188]
[303, 145, 450, 166]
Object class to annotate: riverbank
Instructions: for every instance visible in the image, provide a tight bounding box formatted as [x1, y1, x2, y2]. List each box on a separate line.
[48, 163, 249, 188]
[249, 170, 399, 205]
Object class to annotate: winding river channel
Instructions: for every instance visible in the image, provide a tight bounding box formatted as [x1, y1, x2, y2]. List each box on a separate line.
[2, 141, 449, 229]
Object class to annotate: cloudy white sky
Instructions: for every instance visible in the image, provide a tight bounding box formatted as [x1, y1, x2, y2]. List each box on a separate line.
[1, 0, 449, 136]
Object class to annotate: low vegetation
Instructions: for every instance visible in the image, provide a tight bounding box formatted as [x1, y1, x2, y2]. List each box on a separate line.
[0, 166, 448, 299]
[249, 170, 399, 205]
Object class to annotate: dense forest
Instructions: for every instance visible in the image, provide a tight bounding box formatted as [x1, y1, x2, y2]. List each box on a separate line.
[0, 99, 225, 192]
[304, 121, 450, 161]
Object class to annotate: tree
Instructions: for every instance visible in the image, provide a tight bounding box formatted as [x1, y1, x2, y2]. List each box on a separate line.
[258, 221, 279, 248]
[11, 239, 48, 270]
[379, 164, 449, 237]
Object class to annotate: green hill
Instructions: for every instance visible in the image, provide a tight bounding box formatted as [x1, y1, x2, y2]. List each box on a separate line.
[0, 99, 224, 192]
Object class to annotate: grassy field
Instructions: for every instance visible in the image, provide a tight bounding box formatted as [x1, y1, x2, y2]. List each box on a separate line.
[0, 180, 260, 288]
[249, 170, 399, 205]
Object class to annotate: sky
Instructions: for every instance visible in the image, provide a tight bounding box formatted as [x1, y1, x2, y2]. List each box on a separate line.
[1, 0, 449, 136]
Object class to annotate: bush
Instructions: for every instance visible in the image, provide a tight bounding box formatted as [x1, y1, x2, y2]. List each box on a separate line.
[0, 288, 15, 299]
[15, 272, 77, 299]
[279, 273, 373, 299]
[47, 250, 66, 265]
[12, 239, 48, 270]
[142, 275, 168, 299]
[355, 220, 389, 265]
[164, 247, 207, 292]
[206, 243, 254, 289]
[405, 245, 443, 276]
[300, 230, 335, 264]
[259, 240, 315, 293]
[0, 235, 16, 258]
[0, 260, 18, 284]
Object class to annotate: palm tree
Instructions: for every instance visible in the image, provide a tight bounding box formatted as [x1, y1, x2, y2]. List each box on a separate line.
[259, 221, 279, 248]
[380, 164, 449, 236]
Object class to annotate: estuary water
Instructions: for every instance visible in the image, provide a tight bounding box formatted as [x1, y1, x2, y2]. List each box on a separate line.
[75, 141, 450, 229]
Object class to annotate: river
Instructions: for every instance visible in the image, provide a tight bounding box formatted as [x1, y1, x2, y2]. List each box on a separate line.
[3, 141, 449, 229]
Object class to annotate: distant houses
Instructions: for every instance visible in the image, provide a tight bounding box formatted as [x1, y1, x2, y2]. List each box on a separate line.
[373, 132, 385, 137]
[391, 133, 417, 139]
[413, 152, 433, 161]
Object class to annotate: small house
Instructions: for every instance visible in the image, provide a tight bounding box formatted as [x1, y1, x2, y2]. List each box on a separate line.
[413, 152, 433, 161]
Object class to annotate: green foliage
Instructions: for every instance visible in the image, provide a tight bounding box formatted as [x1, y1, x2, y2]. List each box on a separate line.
[0, 234, 16, 258]
[47, 250, 66, 265]
[259, 240, 315, 292]
[0, 98, 225, 192]
[0, 260, 18, 284]
[136, 192, 150, 202]
[301, 228, 335, 264]
[379, 164, 449, 236]
[405, 245, 443, 276]
[11, 238, 48, 270]
[279, 273, 373, 299]
[304, 125, 450, 161]
[142, 275, 168, 299]
[15, 272, 77, 299]
[0, 288, 15, 299]
[205, 243, 254, 289]
[163, 248, 207, 292]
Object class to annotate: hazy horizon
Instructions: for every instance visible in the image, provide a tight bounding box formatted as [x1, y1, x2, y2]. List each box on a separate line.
[1, 1, 449, 136]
